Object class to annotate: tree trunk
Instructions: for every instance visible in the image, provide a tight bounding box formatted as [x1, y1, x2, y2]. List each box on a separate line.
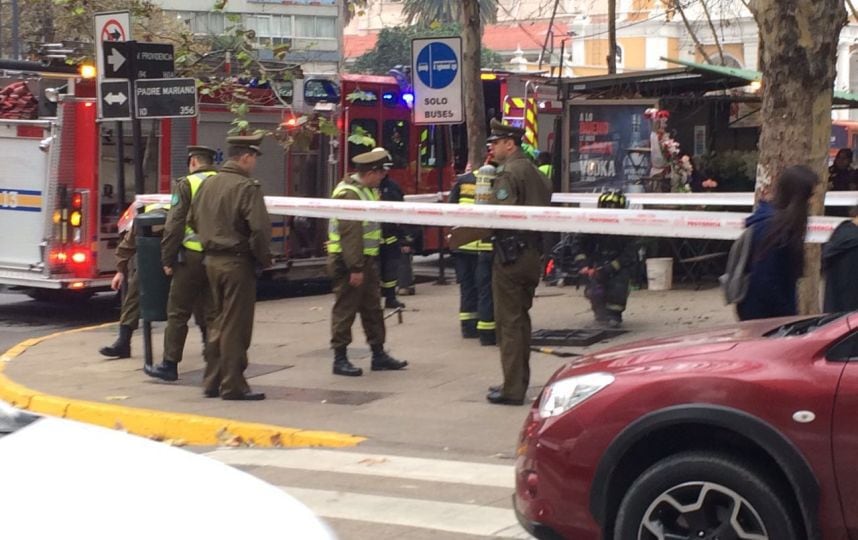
[459, 0, 487, 168]
[749, 0, 846, 314]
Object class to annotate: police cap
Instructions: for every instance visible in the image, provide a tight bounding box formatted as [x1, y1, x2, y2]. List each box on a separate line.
[353, 147, 390, 172]
[226, 132, 264, 156]
[187, 145, 217, 160]
[486, 118, 525, 143]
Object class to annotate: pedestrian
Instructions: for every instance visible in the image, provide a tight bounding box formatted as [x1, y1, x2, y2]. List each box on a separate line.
[574, 191, 639, 328]
[328, 147, 408, 377]
[144, 146, 219, 382]
[375, 148, 406, 309]
[189, 133, 272, 400]
[828, 148, 856, 191]
[99, 203, 171, 359]
[449, 163, 496, 345]
[484, 119, 552, 406]
[736, 165, 818, 321]
[822, 203, 858, 312]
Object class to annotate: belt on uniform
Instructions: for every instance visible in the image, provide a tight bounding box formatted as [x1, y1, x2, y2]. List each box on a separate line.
[205, 250, 251, 258]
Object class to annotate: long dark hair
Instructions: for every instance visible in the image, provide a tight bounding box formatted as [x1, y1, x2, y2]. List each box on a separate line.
[758, 165, 819, 268]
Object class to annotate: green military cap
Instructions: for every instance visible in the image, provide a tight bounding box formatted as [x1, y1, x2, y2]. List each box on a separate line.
[187, 145, 216, 160]
[352, 147, 390, 171]
[486, 118, 525, 143]
[226, 132, 264, 156]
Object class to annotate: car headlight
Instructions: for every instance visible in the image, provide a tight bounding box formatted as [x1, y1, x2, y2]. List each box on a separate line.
[538, 372, 615, 418]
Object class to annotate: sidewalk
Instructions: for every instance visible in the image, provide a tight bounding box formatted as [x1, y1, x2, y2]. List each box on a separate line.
[0, 280, 735, 455]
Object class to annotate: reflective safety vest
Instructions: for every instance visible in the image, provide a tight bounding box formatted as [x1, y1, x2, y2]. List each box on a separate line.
[327, 177, 382, 257]
[457, 181, 493, 252]
[538, 164, 553, 178]
[181, 171, 217, 252]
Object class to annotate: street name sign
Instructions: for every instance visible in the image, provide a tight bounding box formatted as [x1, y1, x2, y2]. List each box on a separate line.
[99, 80, 132, 120]
[411, 36, 463, 125]
[101, 41, 176, 80]
[134, 78, 198, 119]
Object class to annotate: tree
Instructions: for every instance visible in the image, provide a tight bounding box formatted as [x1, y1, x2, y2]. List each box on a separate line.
[350, 23, 503, 75]
[459, 0, 487, 168]
[747, 0, 847, 314]
[401, 0, 498, 26]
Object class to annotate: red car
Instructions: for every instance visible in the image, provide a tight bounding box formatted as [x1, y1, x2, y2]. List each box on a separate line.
[515, 313, 858, 539]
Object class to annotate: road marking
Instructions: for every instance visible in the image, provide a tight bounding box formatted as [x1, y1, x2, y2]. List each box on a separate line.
[205, 448, 514, 488]
[279, 486, 530, 538]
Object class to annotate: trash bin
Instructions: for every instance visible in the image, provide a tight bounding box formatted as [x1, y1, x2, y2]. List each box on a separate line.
[135, 212, 170, 322]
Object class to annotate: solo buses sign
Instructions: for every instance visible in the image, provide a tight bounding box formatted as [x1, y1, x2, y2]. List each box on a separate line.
[411, 37, 463, 125]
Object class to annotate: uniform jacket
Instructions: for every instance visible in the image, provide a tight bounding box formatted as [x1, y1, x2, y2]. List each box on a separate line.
[331, 175, 375, 272]
[822, 220, 858, 312]
[115, 229, 136, 275]
[161, 166, 217, 266]
[572, 234, 639, 282]
[188, 161, 272, 267]
[491, 148, 552, 239]
[378, 175, 405, 241]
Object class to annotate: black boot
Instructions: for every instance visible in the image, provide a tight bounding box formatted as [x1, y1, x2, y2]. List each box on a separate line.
[99, 324, 133, 359]
[371, 345, 408, 371]
[144, 359, 179, 382]
[461, 320, 478, 339]
[199, 325, 208, 346]
[383, 289, 405, 309]
[479, 330, 497, 346]
[333, 348, 362, 377]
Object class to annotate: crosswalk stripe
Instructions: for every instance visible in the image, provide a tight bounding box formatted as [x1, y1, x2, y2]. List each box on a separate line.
[205, 448, 514, 488]
[279, 486, 530, 538]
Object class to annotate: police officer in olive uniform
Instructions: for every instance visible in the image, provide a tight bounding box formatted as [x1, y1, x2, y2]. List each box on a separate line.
[189, 133, 272, 400]
[328, 148, 408, 377]
[99, 203, 170, 359]
[144, 146, 219, 381]
[485, 119, 552, 406]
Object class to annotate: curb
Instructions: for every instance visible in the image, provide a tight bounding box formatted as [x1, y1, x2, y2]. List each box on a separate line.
[0, 323, 365, 448]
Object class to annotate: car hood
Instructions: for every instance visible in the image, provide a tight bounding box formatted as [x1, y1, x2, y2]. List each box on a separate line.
[554, 317, 811, 378]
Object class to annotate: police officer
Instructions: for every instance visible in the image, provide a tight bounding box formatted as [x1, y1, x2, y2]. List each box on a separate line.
[575, 191, 639, 328]
[328, 147, 408, 377]
[485, 119, 552, 406]
[375, 148, 406, 309]
[449, 164, 496, 345]
[144, 146, 218, 381]
[189, 133, 272, 400]
[99, 203, 170, 359]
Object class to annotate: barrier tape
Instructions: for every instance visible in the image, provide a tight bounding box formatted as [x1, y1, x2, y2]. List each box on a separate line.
[134, 194, 846, 243]
[552, 191, 858, 207]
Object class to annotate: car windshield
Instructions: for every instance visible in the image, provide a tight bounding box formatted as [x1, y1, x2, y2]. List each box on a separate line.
[764, 313, 847, 338]
[0, 401, 40, 438]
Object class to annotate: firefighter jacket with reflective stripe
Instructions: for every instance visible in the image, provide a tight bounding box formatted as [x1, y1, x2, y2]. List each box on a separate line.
[448, 173, 492, 252]
[182, 171, 217, 252]
[328, 175, 382, 269]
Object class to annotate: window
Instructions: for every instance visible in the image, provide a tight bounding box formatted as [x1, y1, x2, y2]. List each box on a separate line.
[348, 89, 378, 106]
[348, 119, 378, 166]
[295, 16, 315, 38]
[315, 17, 336, 38]
[383, 120, 409, 169]
[304, 79, 340, 104]
[294, 15, 336, 39]
[419, 126, 447, 168]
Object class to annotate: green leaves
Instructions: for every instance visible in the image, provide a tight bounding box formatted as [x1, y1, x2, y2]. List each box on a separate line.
[348, 125, 376, 148]
[345, 89, 377, 103]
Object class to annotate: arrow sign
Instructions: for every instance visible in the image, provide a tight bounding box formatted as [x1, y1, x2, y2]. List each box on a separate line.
[99, 80, 132, 121]
[107, 48, 126, 72]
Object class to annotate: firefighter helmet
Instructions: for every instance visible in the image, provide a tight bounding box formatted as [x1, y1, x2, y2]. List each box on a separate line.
[597, 190, 628, 209]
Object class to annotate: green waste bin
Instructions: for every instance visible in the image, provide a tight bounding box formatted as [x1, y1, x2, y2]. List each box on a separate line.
[135, 212, 170, 322]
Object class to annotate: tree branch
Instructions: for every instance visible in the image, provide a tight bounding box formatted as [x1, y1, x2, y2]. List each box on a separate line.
[700, 0, 725, 64]
[674, 0, 713, 64]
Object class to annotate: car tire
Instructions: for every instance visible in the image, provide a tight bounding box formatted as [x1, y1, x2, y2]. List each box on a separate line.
[613, 451, 800, 540]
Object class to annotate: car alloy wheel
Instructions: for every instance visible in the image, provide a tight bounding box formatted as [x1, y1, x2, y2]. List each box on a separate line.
[639, 481, 767, 539]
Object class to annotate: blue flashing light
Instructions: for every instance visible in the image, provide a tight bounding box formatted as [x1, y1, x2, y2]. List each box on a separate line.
[402, 92, 414, 108]
[382, 92, 394, 100]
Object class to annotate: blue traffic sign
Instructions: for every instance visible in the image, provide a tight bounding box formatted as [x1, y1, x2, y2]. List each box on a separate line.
[415, 42, 458, 90]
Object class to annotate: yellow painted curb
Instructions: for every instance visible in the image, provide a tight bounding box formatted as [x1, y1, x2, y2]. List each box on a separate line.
[0, 323, 365, 448]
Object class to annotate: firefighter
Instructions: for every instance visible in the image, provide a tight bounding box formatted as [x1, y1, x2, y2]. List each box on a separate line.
[189, 133, 272, 401]
[328, 147, 408, 377]
[375, 148, 406, 309]
[484, 119, 552, 406]
[575, 190, 639, 328]
[449, 163, 496, 346]
[144, 146, 218, 382]
[98, 203, 170, 359]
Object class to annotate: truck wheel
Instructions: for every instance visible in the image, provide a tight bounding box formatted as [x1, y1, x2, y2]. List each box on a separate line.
[613, 451, 799, 540]
[27, 289, 94, 303]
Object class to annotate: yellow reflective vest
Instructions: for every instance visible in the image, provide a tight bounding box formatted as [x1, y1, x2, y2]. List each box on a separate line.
[181, 171, 217, 252]
[327, 177, 382, 257]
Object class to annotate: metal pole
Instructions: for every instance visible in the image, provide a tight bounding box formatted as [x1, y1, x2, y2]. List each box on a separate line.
[0, 0, 4, 59]
[10, 0, 20, 60]
[143, 320, 153, 367]
[116, 122, 127, 207]
[607, 0, 617, 74]
[128, 42, 145, 196]
[435, 125, 448, 285]
[538, 0, 561, 70]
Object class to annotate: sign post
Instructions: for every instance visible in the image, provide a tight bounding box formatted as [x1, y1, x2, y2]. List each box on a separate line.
[411, 37, 464, 125]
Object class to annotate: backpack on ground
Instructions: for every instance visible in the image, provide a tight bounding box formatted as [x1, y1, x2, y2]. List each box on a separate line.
[720, 226, 754, 304]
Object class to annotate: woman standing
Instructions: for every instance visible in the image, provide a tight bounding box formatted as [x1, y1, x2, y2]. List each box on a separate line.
[737, 166, 819, 321]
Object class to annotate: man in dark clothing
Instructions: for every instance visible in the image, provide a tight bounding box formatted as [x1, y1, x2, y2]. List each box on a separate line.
[829, 148, 856, 192]
[376, 149, 407, 309]
[189, 133, 272, 401]
[823, 209, 858, 312]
